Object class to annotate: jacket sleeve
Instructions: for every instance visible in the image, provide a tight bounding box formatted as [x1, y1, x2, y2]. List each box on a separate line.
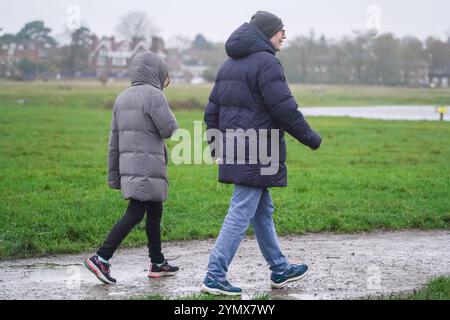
[108, 111, 121, 189]
[204, 83, 220, 130]
[204, 83, 220, 158]
[150, 93, 179, 139]
[257, 58, 322, 150]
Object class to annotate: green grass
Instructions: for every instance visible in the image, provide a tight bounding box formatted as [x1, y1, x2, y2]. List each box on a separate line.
[0, 82, 450, 259]
[1, 80, 450, 107]
[290, 85, 450, 106]
[378, 277, 450, 300]
[403, 277, 450, 300]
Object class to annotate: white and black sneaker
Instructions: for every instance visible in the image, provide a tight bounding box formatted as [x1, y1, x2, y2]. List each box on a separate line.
[84, 255, 117, 285]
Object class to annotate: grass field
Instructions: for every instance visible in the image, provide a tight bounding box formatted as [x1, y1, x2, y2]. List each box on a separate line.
[0, 82, 450, 259]
[1, 80, 450, 107]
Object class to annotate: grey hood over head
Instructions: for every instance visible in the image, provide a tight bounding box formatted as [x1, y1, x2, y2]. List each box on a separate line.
[129, 52, 168, 90]
[107, 51, 178, 202]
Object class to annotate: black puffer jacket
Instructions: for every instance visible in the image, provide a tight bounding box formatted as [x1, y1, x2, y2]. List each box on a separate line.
[204, 23, 322, 188]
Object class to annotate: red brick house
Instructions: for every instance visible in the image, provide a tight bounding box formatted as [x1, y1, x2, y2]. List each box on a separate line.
[0, 40, 52, 77]
[88, 36, 167, 77]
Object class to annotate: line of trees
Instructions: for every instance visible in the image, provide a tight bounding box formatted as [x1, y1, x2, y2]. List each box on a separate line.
[2, 18, 450, 86]
[278, 31, 450, 86]
[171, 30, 450, 86]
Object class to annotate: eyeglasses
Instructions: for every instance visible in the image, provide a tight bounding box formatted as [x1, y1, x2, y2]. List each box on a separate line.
[280, 29, 286, 39]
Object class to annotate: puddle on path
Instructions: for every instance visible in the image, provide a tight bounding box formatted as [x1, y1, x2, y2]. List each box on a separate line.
[1, 230, 449, 300]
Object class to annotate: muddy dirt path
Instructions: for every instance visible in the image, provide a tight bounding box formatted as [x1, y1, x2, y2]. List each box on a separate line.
[1, 230, 449, 300]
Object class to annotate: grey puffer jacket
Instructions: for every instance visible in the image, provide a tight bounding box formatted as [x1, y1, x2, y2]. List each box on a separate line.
[108, 52, 178, 202]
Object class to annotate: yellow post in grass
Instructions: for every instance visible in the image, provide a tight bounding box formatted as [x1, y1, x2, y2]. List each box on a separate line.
[436, 106, 448, 121]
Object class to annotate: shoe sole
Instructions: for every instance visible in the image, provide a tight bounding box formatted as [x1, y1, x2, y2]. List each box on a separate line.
[201, 284, 242, 296]
[271, 267, 310, 289]
[148, 271, 178, 278]
[84, 259, 116, 285]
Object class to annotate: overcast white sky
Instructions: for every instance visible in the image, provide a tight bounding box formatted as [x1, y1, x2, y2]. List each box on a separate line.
[1, 0, 449, 43]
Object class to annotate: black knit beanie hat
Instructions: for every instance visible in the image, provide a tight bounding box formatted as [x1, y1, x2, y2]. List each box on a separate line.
[250, 11, 284, 39]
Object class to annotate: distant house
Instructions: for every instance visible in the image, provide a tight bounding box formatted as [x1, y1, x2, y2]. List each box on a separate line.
[429, 67, 450, 87]
[166, 51, 185, 83]
[0, 40, 53, 78]
[178, 54, 208, 84]
[88, 36, 167, 78]
[0, 44, 12, 76]
[401, 61, 430, 87]
[181, 64, 208, 84]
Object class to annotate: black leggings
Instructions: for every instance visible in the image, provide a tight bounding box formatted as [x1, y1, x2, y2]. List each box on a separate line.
[97, 199, 165, 264]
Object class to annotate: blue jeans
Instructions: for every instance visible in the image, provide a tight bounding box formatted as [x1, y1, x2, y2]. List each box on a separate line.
[206, 185, 291, 282]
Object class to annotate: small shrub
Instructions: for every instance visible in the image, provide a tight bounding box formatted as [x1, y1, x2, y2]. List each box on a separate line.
[103, 99, 115, 110]
[98, 75, 109, 86]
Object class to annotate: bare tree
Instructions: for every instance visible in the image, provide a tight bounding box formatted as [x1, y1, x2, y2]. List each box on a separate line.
[167, 35, 191, 50]
[115, 12, 158, 43]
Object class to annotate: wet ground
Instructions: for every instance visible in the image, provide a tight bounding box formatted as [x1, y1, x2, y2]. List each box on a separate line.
[302, 106, 450, 121]
[1, 230, 449, 300]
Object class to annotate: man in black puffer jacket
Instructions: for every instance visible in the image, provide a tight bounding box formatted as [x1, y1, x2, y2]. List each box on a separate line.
[202, 11, 322, 296]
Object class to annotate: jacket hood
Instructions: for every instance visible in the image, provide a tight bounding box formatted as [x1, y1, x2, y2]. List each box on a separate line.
[129, 52, 168, 90]
[225, 23, 276, 59]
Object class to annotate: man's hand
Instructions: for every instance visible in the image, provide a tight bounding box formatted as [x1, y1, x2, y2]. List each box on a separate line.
[310, 139, 323, 151]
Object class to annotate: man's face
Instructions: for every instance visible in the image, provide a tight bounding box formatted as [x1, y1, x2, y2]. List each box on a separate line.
[270, 29, 286, 52]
